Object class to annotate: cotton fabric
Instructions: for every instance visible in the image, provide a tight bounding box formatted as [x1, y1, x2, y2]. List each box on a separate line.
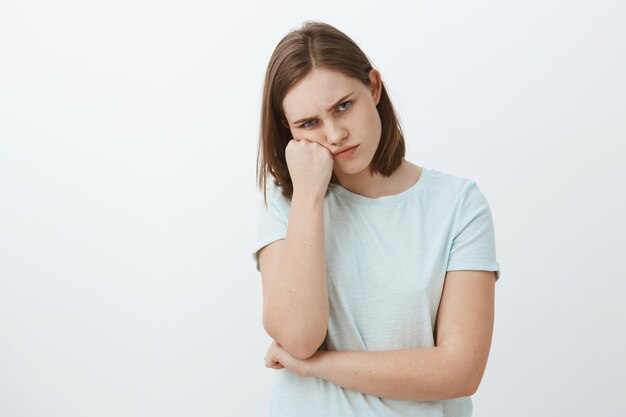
[251, 166, 500, 417]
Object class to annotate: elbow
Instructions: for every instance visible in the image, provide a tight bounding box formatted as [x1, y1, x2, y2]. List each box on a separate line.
[459, 379, 479, 398]
[456, 367, 484, 398]
[272, 333, 325, 360]
[262, 315, 326, 360]
[442, 349, 485, 399]
[285, 342, 321, 360]
[446, 376, 477, 400]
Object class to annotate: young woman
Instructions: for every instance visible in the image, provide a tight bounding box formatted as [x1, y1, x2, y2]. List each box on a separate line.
[252, 20, 500, 417]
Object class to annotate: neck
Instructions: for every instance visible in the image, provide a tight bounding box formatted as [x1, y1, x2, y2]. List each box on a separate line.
[335, 159, 414, 199]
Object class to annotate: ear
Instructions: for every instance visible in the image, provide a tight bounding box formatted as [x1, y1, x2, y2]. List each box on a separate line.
[368, 68, 382, 106]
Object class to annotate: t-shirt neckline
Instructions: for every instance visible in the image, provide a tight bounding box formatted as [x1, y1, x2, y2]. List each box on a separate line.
[330, 166, 430, 205]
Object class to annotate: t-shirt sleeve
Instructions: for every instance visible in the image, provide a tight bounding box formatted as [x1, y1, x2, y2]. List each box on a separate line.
[251, 186, 289, 273]
[446, 181, 501, 281]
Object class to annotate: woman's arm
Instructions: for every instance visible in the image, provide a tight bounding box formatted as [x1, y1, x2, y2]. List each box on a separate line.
[308, 347, 462, 401]
[261, 190, 329, 360]
[269, 270, 495, 401]
[309, 270, 495, 401]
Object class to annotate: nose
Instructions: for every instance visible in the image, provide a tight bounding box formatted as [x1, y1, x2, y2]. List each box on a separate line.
[324, 119, 348, 146]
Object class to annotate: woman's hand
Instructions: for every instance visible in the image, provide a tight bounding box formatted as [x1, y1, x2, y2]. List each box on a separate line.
[285, 138, 334, 198]
[264, 340, 323, 377]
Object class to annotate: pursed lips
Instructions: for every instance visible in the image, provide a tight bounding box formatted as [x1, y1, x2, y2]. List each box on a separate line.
[333, 145, 358, 156]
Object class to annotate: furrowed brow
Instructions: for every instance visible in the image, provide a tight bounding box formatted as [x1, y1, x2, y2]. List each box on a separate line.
[291, 92, 354, 126]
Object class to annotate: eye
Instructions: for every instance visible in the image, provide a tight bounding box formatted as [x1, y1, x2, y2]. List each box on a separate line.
[338, 100, 352, 111]
[299, 100, 353, 129]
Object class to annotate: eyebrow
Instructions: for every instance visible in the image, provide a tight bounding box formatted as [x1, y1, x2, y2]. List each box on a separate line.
[290, 92, 354, 126]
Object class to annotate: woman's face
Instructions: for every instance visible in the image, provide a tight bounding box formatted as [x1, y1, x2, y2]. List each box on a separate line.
[281, 67, 382, 177]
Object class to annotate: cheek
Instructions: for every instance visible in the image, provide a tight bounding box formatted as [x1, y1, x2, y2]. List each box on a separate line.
[291, 132, 330, 150]
[353, 106, 381, 134]
[366, 107, 382, 134]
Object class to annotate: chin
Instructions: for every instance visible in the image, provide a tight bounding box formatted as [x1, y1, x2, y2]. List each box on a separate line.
[335, 161, 369, 176]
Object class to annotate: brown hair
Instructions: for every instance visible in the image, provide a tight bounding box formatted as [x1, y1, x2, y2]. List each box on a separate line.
[255, 20, 405, 204]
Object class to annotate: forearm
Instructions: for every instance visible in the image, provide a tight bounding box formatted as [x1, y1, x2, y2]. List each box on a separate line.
[308, 347, 472, 401]
[263, 190, 329, 359]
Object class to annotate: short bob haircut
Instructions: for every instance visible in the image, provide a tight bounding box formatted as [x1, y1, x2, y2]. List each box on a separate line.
[256, 20, 406, 204]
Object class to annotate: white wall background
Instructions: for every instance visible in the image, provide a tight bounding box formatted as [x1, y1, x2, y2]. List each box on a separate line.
[1, 0, 625, 416]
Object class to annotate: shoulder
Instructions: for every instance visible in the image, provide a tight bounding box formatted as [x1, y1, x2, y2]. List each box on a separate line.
[262, 182, 292, 209]
[428, 167, 476, 188]
[425, 167, 479, 203]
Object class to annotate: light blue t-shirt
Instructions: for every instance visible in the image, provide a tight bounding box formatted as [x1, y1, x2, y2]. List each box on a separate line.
[251, 166, 500, 417]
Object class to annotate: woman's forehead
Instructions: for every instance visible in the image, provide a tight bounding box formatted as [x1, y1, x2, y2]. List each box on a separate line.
[282, 69, 362, 117]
